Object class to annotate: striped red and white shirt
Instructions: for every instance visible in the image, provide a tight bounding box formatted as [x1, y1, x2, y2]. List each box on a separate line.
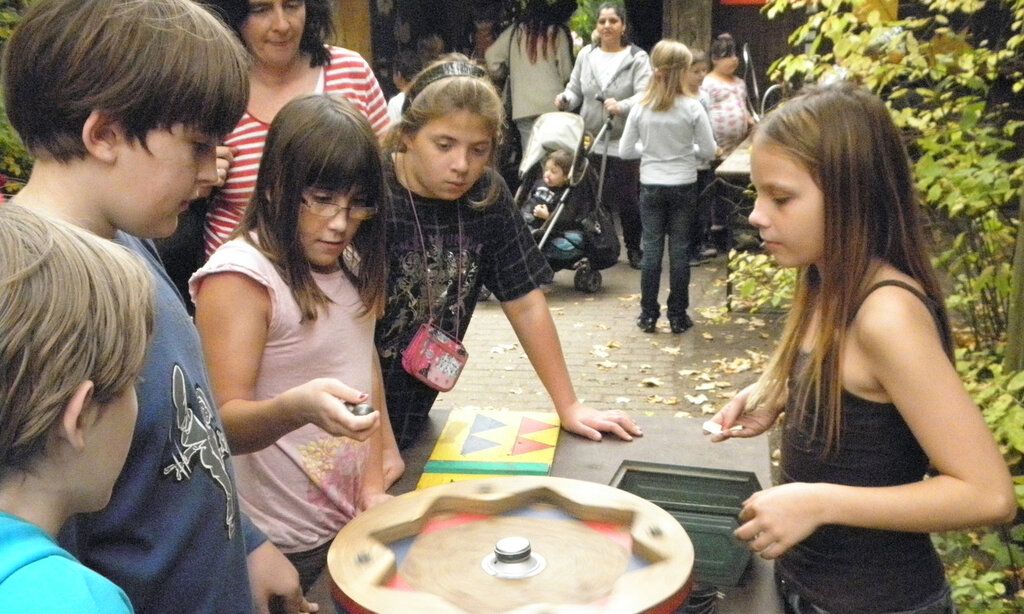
[204, 46, 390, 256]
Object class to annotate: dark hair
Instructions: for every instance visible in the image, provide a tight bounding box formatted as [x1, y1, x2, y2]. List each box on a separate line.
[517, 0, 573, 64]
[597, 2, 629, 45]
[710, 33, 736, 61]
[545, 149, 573, 175]
[239, 94, 389, 320]
[690, 49, 709, 66]
[201, 0, 333, 68]
[393, 48, 423, 83]
[3, 0, 249, 161]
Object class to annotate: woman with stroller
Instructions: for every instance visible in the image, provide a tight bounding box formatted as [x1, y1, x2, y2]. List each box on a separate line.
[377, 55, 642, 450]
[554, 2, 651, 270]
[485, 0, 575, 156]
[621, 40, 716, 334]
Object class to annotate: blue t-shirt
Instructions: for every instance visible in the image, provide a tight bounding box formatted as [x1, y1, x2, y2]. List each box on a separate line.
[58, 235, 262, 613]
[0, 512, 132, 612]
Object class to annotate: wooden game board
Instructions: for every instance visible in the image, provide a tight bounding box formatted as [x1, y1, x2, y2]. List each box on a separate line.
[415, 409, 560, 489]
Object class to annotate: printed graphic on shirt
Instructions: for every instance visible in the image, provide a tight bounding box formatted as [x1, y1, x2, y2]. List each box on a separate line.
[378, 234, 479, 359]
[301, 436, 365, 509]
[163, 364, 238, 537]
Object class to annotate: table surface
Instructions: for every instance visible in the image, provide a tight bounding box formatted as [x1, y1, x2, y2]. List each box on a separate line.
[715, 142, 752, 178]
[390, 411, 785, 614]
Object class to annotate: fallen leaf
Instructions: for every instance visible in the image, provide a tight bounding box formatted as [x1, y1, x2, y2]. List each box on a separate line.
[660, 346, 682, 356]
[677, 369, 698, 377]
[640, 377, 665, 387]
[606, 340, 623, 349]
[694, 382, 717, 391]
[595, 360, 619, 369]
[673, 411, 693, 418]
[615, 397, 631, 404]
[595, 323, 610, 330]
[489, 343, 517, 354]
[684, 393, 709, 405]
[702, 332, 714, 340]
[701, 404, 717, 415]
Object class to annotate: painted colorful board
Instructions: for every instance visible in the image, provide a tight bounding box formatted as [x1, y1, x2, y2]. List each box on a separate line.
[415, 409, 560, 489]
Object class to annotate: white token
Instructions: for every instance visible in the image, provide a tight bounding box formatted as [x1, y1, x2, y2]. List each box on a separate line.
[702, 420, 743, 435]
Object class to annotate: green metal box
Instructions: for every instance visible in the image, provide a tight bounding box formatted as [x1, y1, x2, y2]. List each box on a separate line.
[609, 461, 762, 587]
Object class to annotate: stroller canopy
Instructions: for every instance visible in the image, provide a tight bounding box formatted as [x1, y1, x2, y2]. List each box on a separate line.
[519, 112, 587, 181]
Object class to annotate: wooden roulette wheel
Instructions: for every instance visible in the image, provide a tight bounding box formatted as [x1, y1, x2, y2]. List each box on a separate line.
[328, 476, 694, 613]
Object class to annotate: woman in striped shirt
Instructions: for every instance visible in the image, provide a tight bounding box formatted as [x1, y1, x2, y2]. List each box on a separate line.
[200, 0, 390, 257]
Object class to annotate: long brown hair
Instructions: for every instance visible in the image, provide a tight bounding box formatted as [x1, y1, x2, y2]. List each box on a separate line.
[238, 94, 389, 321]
[752, 83, 950, 454]
[639, 40, 691, 112]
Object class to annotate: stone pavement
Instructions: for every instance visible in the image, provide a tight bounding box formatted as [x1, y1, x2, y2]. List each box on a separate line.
[434, 256, 781, 430]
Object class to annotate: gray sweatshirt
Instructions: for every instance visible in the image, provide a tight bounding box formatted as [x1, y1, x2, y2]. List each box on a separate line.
[619, 96, 717, 186]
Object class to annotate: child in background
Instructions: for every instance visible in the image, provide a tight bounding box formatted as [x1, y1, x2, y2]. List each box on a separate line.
[708, 83, 1015, 613]
[521, 148, 572, 228]
[621, 40, 716, 334]
[521, 148, 589, 273]
[377, 55, 642, 449]
[701, 33, 753, 156]
[683, 50, 719, 264]
[192, 94, 392, 593]
[0, 206, 154, 613]
[387, 48, 423, 124]
[3, 0, 311, 611]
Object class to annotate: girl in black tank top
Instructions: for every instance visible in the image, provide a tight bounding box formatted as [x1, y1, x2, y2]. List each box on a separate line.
[704, 83, 1015, 613]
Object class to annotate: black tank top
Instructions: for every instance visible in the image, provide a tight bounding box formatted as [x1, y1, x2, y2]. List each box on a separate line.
[776, 280, 949, 613]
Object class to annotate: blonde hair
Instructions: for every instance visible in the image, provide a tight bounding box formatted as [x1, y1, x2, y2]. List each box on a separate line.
[387, 54, 505, 208]
[751, 83, 950, 455]
[0, 206, 154, 478]
[640, 40, 692, 112]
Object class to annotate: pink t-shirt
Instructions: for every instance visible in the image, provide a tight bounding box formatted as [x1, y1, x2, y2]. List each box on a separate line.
[190, 238, 375, 553]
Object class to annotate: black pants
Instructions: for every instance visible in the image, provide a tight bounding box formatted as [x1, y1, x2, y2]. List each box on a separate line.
[589, 153, 641, 253]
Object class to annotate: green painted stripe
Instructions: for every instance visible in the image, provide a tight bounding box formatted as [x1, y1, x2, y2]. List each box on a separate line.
[423, 460, 550, 476]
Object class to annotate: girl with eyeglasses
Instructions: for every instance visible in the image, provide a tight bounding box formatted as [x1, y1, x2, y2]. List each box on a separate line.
[190, 94, 395, 595]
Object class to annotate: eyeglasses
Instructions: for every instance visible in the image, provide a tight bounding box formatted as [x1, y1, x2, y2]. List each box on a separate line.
[300, 192, 377, 221]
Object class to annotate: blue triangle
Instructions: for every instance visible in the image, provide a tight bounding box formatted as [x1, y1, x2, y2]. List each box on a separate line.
[462, 434, 501, 455]
[470, 413, 507, 435]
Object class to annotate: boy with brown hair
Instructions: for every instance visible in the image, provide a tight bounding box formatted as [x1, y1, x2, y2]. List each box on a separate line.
[3, 0, 317, 611]
[0, 205, 154, 613]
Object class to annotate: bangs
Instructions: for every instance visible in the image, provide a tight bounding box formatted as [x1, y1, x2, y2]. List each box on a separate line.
[305, 129, 384, 203]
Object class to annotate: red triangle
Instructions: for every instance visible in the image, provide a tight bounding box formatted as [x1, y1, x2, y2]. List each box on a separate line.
[511, 437, 553, 456]
[517, 417, 557, 436]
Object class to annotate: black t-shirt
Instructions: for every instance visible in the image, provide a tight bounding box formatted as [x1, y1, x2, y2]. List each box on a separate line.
[375, 161, 551, 447]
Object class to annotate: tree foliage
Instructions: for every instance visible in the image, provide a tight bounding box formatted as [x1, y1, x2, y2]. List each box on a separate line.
[729, 0, 1024, 609]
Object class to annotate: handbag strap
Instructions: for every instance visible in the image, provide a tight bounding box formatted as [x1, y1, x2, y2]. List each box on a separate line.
[402, 164, 464, 337]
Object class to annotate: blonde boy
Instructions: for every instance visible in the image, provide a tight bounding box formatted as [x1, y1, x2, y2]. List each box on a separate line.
[0, 205, 153, 612]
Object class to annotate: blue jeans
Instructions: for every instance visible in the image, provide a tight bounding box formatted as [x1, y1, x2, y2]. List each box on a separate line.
[639, 183, 697, 320]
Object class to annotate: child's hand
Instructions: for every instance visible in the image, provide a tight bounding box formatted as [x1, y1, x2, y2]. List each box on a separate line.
[560, 401, 643, 442]
[705, 384, 778, 442]
[533, 204, 550, 220]
[734, 482, 827, 559]
[195, 145, 234, 200]
[285, 379, 379, 440]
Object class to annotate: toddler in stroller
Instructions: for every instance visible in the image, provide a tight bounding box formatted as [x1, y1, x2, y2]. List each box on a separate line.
[515, 112, 620, 292]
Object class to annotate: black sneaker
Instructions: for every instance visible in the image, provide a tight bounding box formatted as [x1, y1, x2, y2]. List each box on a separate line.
[627, 249, 643, 270]
[669, 314, 693, 334]
[636, 315, 657, 333]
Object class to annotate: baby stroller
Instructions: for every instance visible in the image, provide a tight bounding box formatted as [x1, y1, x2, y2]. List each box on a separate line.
[515, 112, 620, 293]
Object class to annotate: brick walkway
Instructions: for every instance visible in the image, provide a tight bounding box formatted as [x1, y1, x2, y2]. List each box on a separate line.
[435, 256, 781, 432]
